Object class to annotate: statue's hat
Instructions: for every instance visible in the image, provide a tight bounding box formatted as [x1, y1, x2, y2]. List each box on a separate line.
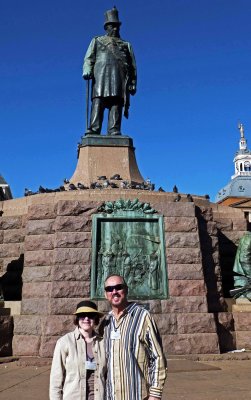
[104, 6, 121, 27]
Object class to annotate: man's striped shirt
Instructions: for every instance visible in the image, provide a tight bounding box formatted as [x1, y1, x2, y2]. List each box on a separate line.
[104, 302, 167, 400]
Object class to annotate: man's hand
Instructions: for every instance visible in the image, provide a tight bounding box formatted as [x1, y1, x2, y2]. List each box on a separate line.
[147, 396, 160, 400]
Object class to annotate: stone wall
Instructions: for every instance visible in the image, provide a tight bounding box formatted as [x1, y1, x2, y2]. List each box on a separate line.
[0, 191, 249, 356]
[149, 201, 215, 353]
[233, 312, 251, 349]
[0, 216, 25, 300]
[13, 201, 95, 357]
[196, 203, 249, 352]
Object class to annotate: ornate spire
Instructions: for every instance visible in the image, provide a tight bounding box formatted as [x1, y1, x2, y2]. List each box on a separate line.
[231, 122, 251, 179]
[238, 122, 244, 138]
[238, 122, 247, 150]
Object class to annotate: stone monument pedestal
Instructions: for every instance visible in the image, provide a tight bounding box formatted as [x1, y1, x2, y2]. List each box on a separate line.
[232, 298, 251, 312]
[232, 299, 251, 350]
[70, 135, 144, 186]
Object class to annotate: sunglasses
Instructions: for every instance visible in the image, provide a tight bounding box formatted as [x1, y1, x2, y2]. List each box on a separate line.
[78, 313, 97, 319]
[104, 284, 125, 292]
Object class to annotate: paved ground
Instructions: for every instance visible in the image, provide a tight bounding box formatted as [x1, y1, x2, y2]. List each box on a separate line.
[0, 357, 251, 399]
[166, 359, 251, 400]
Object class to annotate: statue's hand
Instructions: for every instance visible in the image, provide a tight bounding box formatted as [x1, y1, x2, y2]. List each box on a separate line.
[129, 85, 136, 95]
[83, 73, 93, 80]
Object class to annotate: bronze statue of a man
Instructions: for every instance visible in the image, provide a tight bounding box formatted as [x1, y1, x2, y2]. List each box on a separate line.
[83, 7, 137, 136]
[230, 231, 251, 299]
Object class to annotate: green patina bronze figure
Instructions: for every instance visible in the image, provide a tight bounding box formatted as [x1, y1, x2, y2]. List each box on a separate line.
[230, 231, 251, 300]
[83, 6, 137, 136]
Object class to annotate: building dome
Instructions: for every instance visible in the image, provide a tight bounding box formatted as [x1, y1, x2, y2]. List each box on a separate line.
[216, 124, 251, 203]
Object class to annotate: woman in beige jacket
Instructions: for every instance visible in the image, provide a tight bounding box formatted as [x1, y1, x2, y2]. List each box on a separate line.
[50, 301, 106, 400]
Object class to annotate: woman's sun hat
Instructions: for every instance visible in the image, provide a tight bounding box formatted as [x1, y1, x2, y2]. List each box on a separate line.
[74, 300, 104, 316]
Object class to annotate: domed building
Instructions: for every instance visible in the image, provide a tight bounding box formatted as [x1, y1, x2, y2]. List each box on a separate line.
[216, 124, 251, 222]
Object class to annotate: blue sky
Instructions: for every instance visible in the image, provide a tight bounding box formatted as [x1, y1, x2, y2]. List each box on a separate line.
[1, 0, 251, 200]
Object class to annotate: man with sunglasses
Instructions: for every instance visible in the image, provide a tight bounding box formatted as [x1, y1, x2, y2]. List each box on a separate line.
[102, 274, 167, 400]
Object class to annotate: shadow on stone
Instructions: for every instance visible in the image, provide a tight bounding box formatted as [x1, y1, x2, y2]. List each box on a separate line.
[195, 206, 225, 313]
[195, 206, 236, 352]
[213, 312, 236, 352]
[217, 231, 236, 298]
[0, 254, 24, 300]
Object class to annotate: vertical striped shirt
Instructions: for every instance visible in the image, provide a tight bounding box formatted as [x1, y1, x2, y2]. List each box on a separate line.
[103, 303, 167, 400]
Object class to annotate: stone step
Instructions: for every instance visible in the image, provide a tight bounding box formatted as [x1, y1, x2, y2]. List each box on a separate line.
[0, 301, 21, 316]
[233, 304, 251, 312]
[0, 307, 11, 316]
[224, 298, 236, 312]
[232, 298, 251, 312]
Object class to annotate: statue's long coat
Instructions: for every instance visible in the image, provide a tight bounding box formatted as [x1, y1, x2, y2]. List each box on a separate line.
[83, 35, 137, 104]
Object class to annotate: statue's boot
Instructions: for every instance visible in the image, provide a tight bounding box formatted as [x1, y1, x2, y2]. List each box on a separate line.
[86, 129, 100, 135]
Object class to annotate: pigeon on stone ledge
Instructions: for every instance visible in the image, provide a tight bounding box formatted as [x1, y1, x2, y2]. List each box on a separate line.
[24, 188, 34, 196]
[77, 182, 86, 190]
[69, 183, 77, 190]
[110, 174, 122, 180]
[186, 194, 193, 202]
[174, 194, 181, 202]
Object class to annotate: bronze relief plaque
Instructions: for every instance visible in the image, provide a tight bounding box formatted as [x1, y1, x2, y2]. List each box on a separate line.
[91, 199, 168, 299]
